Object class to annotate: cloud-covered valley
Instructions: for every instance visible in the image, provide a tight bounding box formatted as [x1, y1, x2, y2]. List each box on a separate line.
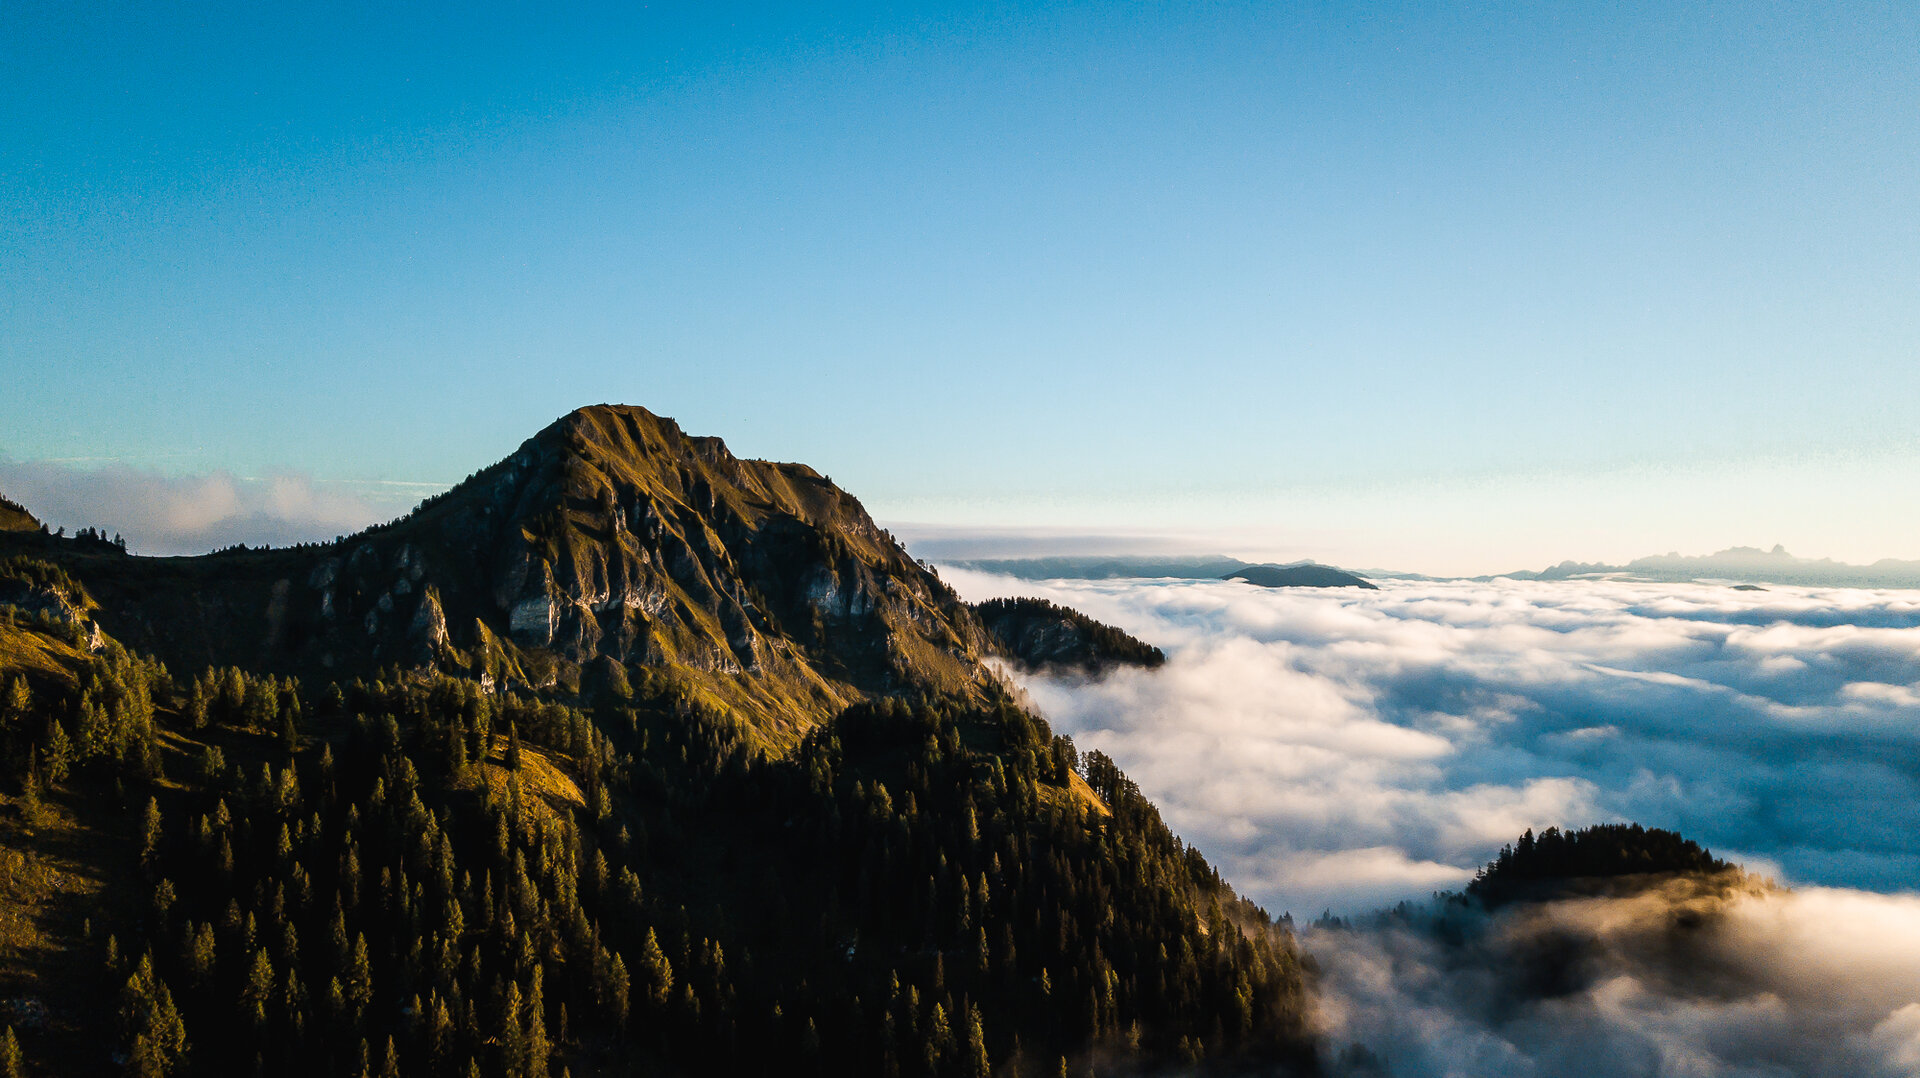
[1308, 879, 1920, 1078]
[941, 569, 1920, 1075]
[943, 570, 1920, 915]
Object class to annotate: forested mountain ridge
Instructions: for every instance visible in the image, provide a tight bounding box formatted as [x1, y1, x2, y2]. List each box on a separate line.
[0, 407, 1321, 1077]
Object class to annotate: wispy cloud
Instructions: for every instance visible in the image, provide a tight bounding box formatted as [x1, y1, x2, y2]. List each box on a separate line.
[0, 458, 425, 555]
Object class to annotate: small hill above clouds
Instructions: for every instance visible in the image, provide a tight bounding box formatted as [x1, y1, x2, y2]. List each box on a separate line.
[1466, 823, 1736, 908]
[1227, 563, 1379, 590]
[972, 596, 1167, 675]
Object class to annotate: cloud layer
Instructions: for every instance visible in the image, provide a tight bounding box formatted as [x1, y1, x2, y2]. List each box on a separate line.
[940, 569, 1920, 1075]
[1307, 881, 1920, 1078]
[942, 569, 1920, 914]
[0, 458, 412, 555]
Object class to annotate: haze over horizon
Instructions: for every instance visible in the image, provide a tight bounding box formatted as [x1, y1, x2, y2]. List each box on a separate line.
[5, 2, 1918, 572]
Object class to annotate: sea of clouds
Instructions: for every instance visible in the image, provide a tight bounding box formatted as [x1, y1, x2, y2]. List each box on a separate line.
[939, 568, 1920, 1076]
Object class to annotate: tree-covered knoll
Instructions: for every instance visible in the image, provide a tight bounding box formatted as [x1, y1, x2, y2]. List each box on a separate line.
[1468, 824, 1731, 907]
[972, 598, 1165, 676]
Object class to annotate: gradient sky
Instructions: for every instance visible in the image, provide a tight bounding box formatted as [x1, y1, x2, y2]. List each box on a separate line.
[3, 2, 1917, 573]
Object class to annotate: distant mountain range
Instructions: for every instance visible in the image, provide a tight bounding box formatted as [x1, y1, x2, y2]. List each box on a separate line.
[1491, 545, 1920, 589]
[947, 546, 1920, 591]
[947, 554, 1391, 586]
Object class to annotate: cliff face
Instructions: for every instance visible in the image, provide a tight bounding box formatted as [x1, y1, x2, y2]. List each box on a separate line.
[1, 405, 995, 744]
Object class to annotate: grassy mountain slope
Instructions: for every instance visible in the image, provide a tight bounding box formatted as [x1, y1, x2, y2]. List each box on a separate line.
[0, 497, 39, 534]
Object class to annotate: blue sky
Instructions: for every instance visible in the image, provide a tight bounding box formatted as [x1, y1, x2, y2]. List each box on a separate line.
[3, 2, 1917, 572]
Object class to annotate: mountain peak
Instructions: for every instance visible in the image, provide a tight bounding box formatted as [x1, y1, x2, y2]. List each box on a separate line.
[2, 404, 993, 747]
[546, 403, 707, 461]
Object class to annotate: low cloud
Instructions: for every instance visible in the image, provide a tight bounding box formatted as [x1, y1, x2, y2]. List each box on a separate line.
[937, 567, 1920, 1073]
[1308, 881, 1920, 1077]
[0, 458, 419, 555]
[938, 569, 1920, 913]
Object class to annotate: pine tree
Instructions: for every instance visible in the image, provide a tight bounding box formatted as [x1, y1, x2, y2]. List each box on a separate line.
[926, 1002, 952, 1076]
[140, 797, 163, 868]
[42, 718, 72, 786]
[524, 976, 551, 1078]
[0, 1026, 21, 1078]
[3, 676, 28, 722]
[120, 955, 188, 1077]
[243, 948, 275, 1029]
[638, 928, 673, 1007]
[966, 1003, 990, 1078]
[501, 982, 528, 1077]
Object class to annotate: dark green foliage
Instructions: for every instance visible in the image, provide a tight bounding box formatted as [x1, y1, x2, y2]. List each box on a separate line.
[972, 598, 1165, 674]
[755, 697, 1312, 1073]
[0, 409, 1315, 1074]
[0, 629, 169, 792]
[0, 558, 84, 596]
[1468, 824, 1730, 907]
[0, 642, 1316, 1076]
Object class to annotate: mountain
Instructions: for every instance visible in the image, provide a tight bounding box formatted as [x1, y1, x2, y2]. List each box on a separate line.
[0, 406, 1319, 1077]
[1497, 544, 1920, 589]
[1, 406, 999, 748]
[972, 597, 1166, 675]
[1226, 564, 1378, 590]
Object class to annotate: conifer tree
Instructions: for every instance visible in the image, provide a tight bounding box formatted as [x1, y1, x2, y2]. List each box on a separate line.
[0, 1026, 21, 1078]
[140, 797, 163, 868]
[121, 955, 188, 1078]
[638, 927, 673, 1007]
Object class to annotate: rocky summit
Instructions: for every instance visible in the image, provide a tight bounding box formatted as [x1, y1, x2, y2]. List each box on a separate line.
[0, 405, 1003, 746]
